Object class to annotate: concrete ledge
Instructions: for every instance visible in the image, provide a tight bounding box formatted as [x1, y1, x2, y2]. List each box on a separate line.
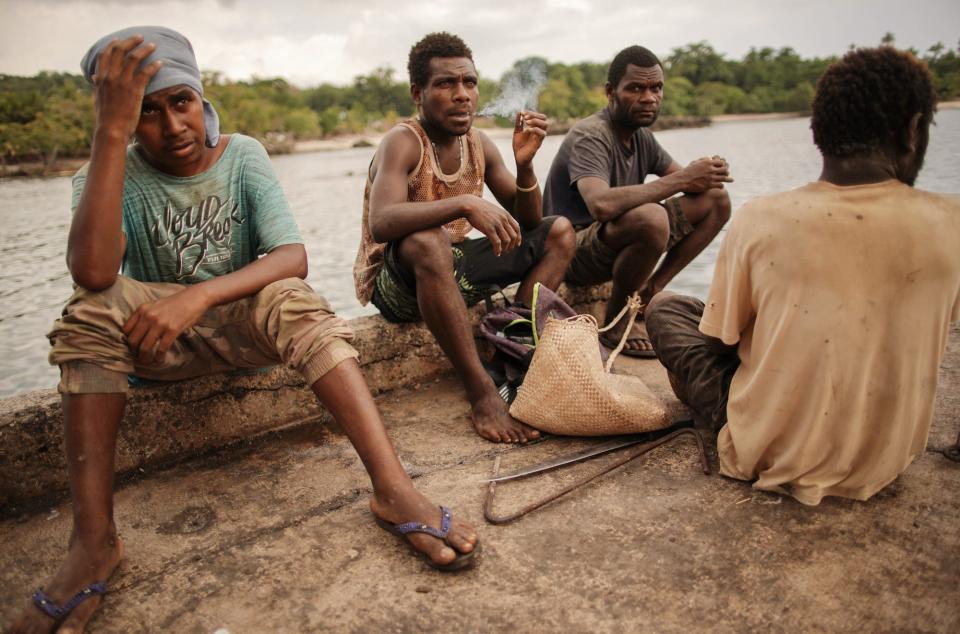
[0, 283, 612, 509]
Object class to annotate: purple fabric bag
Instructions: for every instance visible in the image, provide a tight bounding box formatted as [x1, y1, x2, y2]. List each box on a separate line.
[478, 283, 581, 363]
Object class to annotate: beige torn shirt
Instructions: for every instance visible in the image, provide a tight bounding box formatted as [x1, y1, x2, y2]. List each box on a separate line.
[701, 180, 960, 505]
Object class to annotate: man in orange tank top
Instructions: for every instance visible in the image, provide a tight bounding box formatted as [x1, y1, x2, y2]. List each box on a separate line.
[354, 33, 575, 443]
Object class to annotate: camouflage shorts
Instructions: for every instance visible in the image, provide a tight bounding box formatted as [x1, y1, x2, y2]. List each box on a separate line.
[47, 276, 358, 394]
[371, 217, 559, 323]
[565, 196, 695, 287]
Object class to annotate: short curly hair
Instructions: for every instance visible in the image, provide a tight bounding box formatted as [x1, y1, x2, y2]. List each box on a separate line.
[811, 47, 936, 157]
[408, 32, 474, 88]
[608, 45, 661, 86]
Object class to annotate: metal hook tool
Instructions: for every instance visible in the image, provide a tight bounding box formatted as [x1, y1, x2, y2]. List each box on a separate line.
[483, 427, 710, 525]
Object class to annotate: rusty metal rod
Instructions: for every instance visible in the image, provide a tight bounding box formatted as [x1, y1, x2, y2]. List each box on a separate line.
[483, 427, 709, 525]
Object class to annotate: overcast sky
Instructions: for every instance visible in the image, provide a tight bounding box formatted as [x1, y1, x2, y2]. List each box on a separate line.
[1, 0, 957, 86]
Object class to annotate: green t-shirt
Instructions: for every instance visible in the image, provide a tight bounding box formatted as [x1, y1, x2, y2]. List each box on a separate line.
[71, 134, 302, 284]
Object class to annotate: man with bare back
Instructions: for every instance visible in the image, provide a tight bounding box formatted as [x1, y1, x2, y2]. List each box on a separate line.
[543, 45, 732, 357]
[354, 32, 576, 443]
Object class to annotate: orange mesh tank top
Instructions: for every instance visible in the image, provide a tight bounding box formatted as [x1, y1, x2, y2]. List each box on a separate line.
[353, 118, 486, 304]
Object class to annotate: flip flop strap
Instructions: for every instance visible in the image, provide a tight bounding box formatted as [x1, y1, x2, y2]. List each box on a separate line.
[392, 505, 452, 539]
[33, 582, 107, 620]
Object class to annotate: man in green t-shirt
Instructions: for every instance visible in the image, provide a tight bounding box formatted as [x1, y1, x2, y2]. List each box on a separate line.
[12, 26, 478, 634]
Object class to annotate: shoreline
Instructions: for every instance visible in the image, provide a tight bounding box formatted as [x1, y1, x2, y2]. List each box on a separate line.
[0, 115, 711, 177]
[4, 101, 959, 179]
[710, 111, 805, 123]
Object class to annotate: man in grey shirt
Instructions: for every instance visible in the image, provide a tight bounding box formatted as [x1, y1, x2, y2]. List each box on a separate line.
[544, 45, 733, 357]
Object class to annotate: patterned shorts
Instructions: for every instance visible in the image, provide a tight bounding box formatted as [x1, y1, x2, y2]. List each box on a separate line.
[372, 217, 559, 323]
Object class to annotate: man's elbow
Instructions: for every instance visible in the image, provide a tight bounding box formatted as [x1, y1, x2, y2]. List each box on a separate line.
[288, 245, 309, 279]
[66, 246, 121, 291]
[70, 267, 118, 292]
[295, 251, 308, 279]
[590, 201, 615, 223]
[368, 216, 393, 244]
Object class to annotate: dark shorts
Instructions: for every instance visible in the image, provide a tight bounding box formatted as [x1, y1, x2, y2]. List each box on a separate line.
[565, 196, 695, 287]
[645, 294, 740, 432]
[372, 217, 559, 323]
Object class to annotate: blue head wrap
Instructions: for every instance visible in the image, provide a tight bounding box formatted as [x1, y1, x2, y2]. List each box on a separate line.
[80, 26, 220, 147]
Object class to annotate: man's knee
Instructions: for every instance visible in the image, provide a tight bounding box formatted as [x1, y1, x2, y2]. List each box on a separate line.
[71, 276, 141, 316]
[609, 204, 670, 251]
[48, 278, 150, 381]
[53, 276, 148, 344]
[260, 277, 314, 295]
[706, 188, 731, 226]
[251, 278, 356, 366]
[645, 291, 685, 341]
[544, 215, 576, 258]
[396, 228, 453, 275]
[254, 278, 332, 319]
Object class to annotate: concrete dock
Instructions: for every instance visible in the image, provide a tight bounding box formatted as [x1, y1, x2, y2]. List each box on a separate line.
[1, 313, 958, 631]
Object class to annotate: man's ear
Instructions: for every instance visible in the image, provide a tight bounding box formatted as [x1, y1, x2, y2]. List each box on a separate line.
[410, 83, 422, 108]
[904, 112, 922, 154]
[604, 81, 614, 100]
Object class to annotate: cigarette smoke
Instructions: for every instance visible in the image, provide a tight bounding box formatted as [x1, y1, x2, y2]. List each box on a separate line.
[478, 58, 548, 118]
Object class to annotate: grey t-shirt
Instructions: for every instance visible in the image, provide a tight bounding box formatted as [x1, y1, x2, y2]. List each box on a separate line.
[543, 109, 674, 226]
[71, 134, 302, 284]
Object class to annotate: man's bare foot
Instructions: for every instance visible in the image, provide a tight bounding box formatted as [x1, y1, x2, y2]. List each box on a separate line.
[470, 392, 541, 443]
[10, 533, 125, 634]
[370, 485, 478, 569]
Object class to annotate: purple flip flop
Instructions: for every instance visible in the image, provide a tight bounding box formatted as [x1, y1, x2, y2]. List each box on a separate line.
[375, 505, 480, 572]
[32, 582, 108, 623]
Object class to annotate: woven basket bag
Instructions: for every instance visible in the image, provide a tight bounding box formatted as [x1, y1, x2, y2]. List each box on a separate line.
[509, 295, 671, 436]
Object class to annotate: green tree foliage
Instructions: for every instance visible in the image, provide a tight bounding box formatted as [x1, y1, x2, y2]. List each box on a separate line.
[925, 40, 960, 99]
[539, 61, 606, 121]
[666, 42, 735, 85]
[2, 36, 958, 165]
[0, 73, 94, 172]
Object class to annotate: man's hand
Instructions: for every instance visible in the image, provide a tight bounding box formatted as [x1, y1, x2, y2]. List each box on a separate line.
[123, 285, 211, 365]
[512, 110, 548, 167]
[464, 197, 522, 256]
[92, 35, 163, 140]
[677, 156, 733, 193]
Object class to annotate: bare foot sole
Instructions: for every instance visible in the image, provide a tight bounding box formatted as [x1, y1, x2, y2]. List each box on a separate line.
[370, 490, 479, 571]
[10, 536, 125, 634]
[470, 394, 540, 443]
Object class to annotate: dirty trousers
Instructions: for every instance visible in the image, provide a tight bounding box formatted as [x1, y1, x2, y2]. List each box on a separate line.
[47, 276, 359, 394]
[645, 294, 740, 432]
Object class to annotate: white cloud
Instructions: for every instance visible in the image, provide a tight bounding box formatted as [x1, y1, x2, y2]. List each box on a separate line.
[544, 0, 591, 12]
[1, 0, 958, 85]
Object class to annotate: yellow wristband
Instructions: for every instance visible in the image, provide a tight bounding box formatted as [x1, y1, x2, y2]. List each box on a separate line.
[516, 179, 539, 193]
